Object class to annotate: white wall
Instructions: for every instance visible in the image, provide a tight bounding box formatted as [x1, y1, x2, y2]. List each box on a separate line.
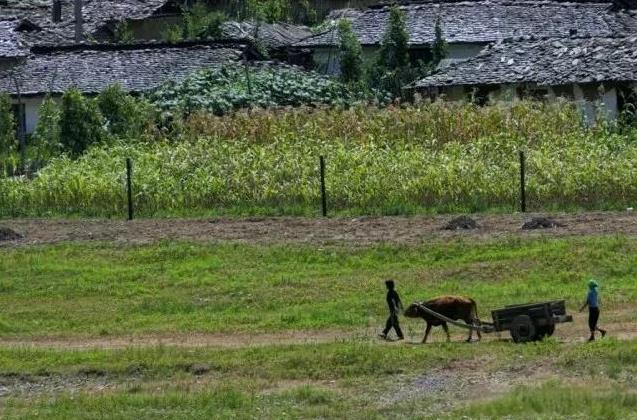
[11, 97, 44, 134]
[439, 43, 486, 68]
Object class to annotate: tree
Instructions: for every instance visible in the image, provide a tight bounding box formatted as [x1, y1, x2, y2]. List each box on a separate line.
[337, 19, 364, 84]
[431, 16, 448, 68]
[182, 2, 226, 40]
[97, 85, 152, 138]
[32, 96, 61, 161]
[235, 0, 316, 24]
[59, 88, 105, 157]
[377, 6, 410, 71]
[0, 93, 16, 159]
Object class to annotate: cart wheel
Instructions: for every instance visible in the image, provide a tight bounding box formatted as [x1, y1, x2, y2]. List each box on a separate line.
[535, 324, 555, 340]
[510, 315, 536, 343]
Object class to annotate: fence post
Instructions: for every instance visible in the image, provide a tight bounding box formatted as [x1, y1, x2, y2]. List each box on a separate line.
[519, 150, 526, 213]
[126, 158, 134, 221]
[320, 156, 327, 217]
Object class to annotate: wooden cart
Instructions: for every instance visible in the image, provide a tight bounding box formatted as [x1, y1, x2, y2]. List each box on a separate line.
[415, 299, 573, 343]
[489, 300, 573, 343]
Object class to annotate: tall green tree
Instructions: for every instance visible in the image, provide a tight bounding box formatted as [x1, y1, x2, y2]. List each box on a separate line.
[182, 1, 226, 40]
[377, 6, 410, 71]
[0, 93, 16, 159]
[431, 16, 448, 68]
[337, 19, 364, 84]
[59, 88, 105, 157]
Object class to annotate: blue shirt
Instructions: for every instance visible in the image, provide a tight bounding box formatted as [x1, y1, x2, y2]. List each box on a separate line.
[587, 288, 599, 308]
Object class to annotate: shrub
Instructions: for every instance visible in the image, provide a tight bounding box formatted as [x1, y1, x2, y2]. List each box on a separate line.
[59, 88, 105, 157]
[97, 85, 152, 139]
[182, 2, 226, 40]
[32, 96, 62, 161]
[0, 93, 16, 159]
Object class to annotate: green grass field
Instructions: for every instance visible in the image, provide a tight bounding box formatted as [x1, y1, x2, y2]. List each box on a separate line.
[2, 234, 637, 418]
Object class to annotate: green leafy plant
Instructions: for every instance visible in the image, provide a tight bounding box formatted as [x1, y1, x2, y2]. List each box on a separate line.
[0, 93, 16, 160]
[97, 84, 152, 139]
[31, 96, 62, 161]
[235, 0, 316, 24]
[377, 5, 410, 71]
[337, 19, 364, 85]
[113, 21, 135, 44]
[59, 88, 105, 157]
[182, 2, 227, 40]
[147, 64, 365, 116]
[431, 16, 448, 68]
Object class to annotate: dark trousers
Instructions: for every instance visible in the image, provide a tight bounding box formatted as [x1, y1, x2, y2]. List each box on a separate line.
[589, 307, 600, 331]
[383, 312, 404, 338]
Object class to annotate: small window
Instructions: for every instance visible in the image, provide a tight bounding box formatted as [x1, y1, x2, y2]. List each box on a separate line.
[468, 85, 498, 106]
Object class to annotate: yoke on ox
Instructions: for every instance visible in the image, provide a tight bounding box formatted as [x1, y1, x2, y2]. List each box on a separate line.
[404, 296, 482, 343]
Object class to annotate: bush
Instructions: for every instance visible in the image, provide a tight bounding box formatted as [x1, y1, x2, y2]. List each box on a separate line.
[182, 2, 226, 40]
[0, 93, 16, 159]
[32, 96, 62, 161]
[97, 85, 152, 139]
[59, 88, 105, 157]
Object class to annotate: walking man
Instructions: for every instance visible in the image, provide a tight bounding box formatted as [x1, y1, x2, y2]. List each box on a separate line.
[379, 279, 404, 341]
[579, 279, 607, 341]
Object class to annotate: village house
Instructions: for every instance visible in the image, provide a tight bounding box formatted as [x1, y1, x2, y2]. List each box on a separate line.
[0, 0, 313, 134]
[0, 40, 252, 134]
[412, 36, 637, 122]
[294, 0, 637, 74]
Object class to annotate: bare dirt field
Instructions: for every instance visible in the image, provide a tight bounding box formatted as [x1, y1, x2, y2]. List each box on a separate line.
[2, 211, 637, 247]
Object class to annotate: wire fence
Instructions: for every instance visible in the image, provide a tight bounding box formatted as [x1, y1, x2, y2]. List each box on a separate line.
[1, 149, 635, 219]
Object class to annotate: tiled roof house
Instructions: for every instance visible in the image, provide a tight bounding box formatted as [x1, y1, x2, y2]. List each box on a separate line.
[413, 36, 637, 121]
[295, 0, 637, 74]
[0, 40, 249, 134]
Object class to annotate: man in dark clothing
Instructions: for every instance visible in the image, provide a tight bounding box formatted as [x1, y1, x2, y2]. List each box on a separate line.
[379, 279, 404, 340]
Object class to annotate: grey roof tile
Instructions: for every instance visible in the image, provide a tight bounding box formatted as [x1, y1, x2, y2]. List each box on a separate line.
[296, 0, 637, 47]
[413, 36, 637, 87]
[221, 21, 313, 50]
[0, 0, 174, 45]
[0, 19, 29, 57]
[0, 42, 245, 96]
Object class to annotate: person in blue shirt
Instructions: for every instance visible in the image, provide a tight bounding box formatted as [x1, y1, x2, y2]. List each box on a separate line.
[379, 279, 404, 341]
[579, 279, 607, 341]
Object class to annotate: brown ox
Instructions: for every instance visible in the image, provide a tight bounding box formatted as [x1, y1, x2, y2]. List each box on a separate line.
[404, 296, 481, 343]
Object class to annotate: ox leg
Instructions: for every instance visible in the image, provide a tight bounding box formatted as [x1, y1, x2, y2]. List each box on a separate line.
[422, 323, 432, 344]
[442, 322, 450, 342]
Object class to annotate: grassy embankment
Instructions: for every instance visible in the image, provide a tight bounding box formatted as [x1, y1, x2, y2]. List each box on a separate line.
[2, 235, 637, 418]
[1, 236, 637, 337]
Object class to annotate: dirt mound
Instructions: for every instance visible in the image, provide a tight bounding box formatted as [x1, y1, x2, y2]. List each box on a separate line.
[521, 217, 565, 230]
[443, 216, 478, 230]
[0, 227, 22, 242]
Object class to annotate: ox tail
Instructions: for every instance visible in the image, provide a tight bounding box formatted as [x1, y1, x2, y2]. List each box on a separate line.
[469, 298, 481, 326]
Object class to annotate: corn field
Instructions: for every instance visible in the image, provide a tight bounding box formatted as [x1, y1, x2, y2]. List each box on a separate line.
[1, 101, 637, 217]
